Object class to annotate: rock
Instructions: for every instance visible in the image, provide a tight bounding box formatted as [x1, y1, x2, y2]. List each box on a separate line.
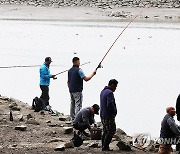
[26, 118, 40, 125]
[64, 141, 74, 148]
[2, 118, 7, 123]
[9, 103, 21, 111]
[12, 144, 18, 147]
[63, 127, 73, 134]
[0, 96, 9, 101]
[48, 138, 64, 143]
[87, 141, 99, 148]
[15, 125, 27, 131]
[9, 97, 21, 103]
[59, 116, 69, 121]
[114, 128, 127, 140]
[18, 114, 24, 121]
[27, 114, 33, 120]
[46, 120, 51, 123]
[54, 144, 65, 151]
[65, 121, 72, 125]
[116, 140, 132, 151]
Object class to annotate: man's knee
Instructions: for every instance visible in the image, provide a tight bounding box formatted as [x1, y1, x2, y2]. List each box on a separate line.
[73, 123, 89, 131]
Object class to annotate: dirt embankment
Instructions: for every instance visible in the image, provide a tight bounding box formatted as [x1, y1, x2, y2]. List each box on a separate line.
[0, 95, 159, 154]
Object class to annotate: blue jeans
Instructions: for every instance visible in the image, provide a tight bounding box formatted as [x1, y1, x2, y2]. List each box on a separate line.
[70, 92, 83, 120]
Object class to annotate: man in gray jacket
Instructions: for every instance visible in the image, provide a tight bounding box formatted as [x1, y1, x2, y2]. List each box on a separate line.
[73, 104, 99, 137]
[159, 107, 180, 154]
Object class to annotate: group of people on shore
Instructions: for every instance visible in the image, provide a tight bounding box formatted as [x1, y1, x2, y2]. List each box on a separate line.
[39, 56, 118, 151]
[39, 56, 180, 153]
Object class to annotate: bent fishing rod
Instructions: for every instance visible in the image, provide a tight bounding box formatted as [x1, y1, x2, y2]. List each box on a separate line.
[95, 11, 143, 71]
[55, 62, 90, 76]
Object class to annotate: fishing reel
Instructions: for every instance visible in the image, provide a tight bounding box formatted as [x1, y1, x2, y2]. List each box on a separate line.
[96, 63, 103, 71]
[97, 63, 103, 69]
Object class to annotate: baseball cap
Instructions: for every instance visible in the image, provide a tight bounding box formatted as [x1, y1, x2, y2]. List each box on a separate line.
[92, 104, 100, 115]
[45, 57, 52, 62]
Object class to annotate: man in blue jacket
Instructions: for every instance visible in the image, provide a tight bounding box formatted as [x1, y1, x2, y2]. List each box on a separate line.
[100, 79, 118, 151]
[68, 57, 96, 121]
[39, 57, 56, 110]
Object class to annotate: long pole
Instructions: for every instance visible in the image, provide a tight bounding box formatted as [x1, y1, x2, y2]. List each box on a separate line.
[55, 62, 90, 76]
[0, 64, 61, 69]
[96, 11, 143, 70]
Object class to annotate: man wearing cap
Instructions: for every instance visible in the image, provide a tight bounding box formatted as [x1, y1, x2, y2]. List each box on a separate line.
[73, 104, 99, 137]
[159, 107, 180, 154]
[100, 79, 118, 151]
[68, 57, 96, 121]
[39, 57, 56, 110]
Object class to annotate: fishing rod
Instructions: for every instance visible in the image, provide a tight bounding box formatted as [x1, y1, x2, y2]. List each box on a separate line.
[55, 62, 90, 76]
[96, 11, 143, 71]
[0, 64, 61, 69]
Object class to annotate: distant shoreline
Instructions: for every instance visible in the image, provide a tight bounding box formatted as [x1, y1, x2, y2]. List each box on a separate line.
[0, 5, 180, 23]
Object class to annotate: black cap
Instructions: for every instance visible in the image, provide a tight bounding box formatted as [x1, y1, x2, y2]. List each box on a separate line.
[45, 57, 52, 62]
[92, 104, 100, 115]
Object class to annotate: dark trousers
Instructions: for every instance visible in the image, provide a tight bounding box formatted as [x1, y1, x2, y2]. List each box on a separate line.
[73, 122, 89, 132]
[101, 117, 116, 150]
[40, 85, 49, 107]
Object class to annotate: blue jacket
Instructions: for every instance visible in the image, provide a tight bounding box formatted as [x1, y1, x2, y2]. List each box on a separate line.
[39, 63, 52, 86]
[68, 66, 83, 93]
[100, 86, 117, 118]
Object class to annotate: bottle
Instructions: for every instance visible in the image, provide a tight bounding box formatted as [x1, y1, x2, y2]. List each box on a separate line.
[10, 110, 13, 121]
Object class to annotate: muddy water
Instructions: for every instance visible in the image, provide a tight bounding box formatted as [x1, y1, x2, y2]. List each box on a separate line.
[0, 20, 180, 137]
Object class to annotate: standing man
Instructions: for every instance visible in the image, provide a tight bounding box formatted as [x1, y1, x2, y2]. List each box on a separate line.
[100, 79, 118, 151]
[39, 57, 56, 110]
[159, 107, 180, 154]
[68, 57, 96, 121]
[176, 94, 180, 121]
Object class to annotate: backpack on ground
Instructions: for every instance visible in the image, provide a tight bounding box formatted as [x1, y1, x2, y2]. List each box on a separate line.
[32, 97, 44, 112]
[71, 131, 83, 147]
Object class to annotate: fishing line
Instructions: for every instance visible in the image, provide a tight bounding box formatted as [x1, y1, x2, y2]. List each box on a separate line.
[0, 64, 62, 69]
[96, 11, 143, 71]
[55, 62, 90, 76]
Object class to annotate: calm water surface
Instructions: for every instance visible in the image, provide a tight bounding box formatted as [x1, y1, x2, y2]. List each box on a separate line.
[0, 20, 180, 137]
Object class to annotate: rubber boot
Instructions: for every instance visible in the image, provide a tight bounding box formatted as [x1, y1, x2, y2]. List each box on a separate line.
[102, 135, 113, 151]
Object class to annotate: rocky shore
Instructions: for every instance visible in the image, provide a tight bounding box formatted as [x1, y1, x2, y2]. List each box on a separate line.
[0, 95, 162, 154]
[0, 0, 180, 9]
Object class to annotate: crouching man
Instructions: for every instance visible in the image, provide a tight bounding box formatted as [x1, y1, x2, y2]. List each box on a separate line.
[159, 107, 180, 154]
[73, 104, 100, 137]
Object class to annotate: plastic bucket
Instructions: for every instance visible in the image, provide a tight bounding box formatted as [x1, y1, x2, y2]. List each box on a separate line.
[90, 128, 102, 140]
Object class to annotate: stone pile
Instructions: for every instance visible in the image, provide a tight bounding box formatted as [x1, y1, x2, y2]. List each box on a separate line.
[0, 0, 179, 8]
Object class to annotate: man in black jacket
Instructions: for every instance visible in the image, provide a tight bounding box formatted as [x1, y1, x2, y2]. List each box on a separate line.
[68, 57, 96, 121]
[100, 79, 118, 151]
[176, 94, 180, 121]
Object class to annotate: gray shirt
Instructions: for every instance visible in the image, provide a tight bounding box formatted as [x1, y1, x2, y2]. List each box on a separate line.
[167, 116, 180, 136]
[73, 107, 95, 129]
